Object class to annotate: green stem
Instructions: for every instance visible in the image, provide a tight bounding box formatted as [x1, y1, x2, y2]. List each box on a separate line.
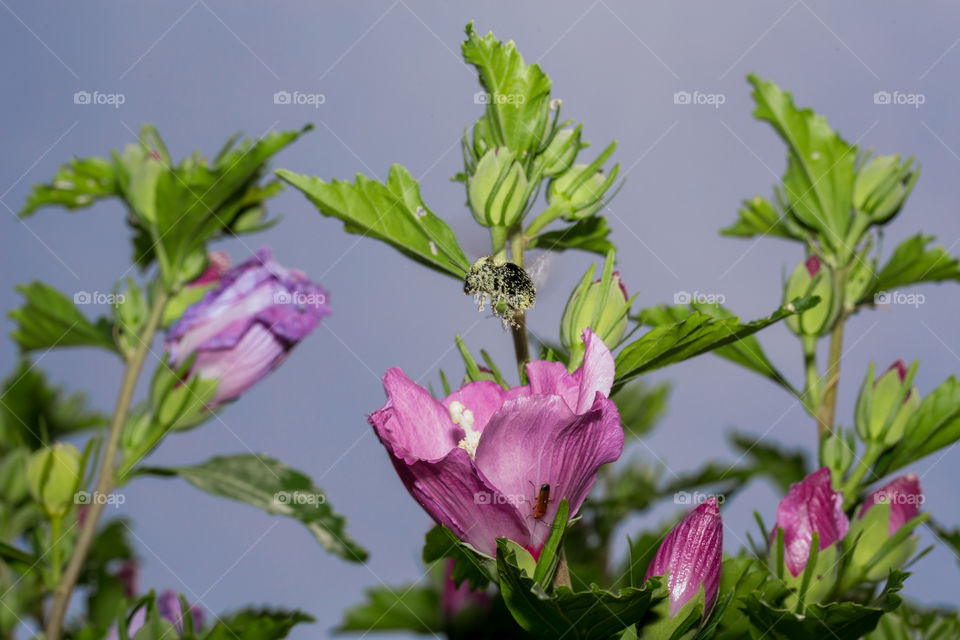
[44, 289, 168, 640]
[815, 313, 846, 438]
[524, 202, 565, 237]
[507, 225, 530, 377]
[842, 442, 882, 505]
[49, 515, 62, 586]
[802, 335, 820, 415]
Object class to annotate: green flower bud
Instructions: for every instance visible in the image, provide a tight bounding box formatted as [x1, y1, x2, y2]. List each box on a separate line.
[853, 154, 916, 225]
[847, 475, 923, 582]
[26, 442, 82, 517]
[547, 162, 615, 221]
[561, 262, 630, 369]
[819, 429, 855, 487]
[855, 360, 920, 445]
[843, 252, 876, 312]
[784, 256, 840, 337]
[467, 148, 529, 227]
[539, 126, 581, 177]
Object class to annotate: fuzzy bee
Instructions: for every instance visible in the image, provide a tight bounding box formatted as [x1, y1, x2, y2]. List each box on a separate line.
[463, 256, 536, 328]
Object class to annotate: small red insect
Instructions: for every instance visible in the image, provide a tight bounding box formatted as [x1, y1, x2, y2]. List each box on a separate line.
[530, 482, 553, 521]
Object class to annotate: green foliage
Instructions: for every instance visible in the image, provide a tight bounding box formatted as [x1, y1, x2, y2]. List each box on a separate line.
[204, 609, 314, 640]
[614, 296, 818, 389]
[276, 165, 471, 278]
[9, 282, 119, 354]
[141, 454, 367, 563]
[528, 216, 614, 255]
[337, 585, 440, 634]
[496, 540, 662, 640]
[861, 234, 960, 303]
[423, 525, 495, 590]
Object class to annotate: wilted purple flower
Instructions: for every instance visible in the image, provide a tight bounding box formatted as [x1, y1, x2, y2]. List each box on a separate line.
[859, 473, 923, 536]
[645, 498, 723, 618]
[166, 248, 329, 405]
[369, 329, 623, 558]
[772, 467, 849, 577]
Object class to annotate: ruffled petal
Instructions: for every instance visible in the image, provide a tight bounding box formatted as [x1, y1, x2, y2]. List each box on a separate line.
[473, 393, 623, 550]
[523, 329, 615, 414]
[371, 368, 460, 462]
[192, 322, 286, 404]
[773, 467, 849, 577]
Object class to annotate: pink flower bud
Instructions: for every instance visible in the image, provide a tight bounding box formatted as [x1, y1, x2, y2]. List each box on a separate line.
[858, 473, 923, 536]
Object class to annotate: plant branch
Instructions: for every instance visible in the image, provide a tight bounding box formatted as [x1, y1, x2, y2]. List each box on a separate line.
[815, 315, 846, 437]
[508, 225, 530, 377]
[44, 289, 168, 640]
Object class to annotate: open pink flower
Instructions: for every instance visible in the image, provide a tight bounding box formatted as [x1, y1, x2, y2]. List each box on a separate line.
[771, 467, 849, 577]
[369, 329, 623, 558]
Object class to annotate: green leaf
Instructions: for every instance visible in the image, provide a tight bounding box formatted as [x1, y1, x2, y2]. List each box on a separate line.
[611, 380, 671, 440]
[528, 216, 614, 255]
[20, 156, 117, 217]
[861, 234, 960, 302]
[748, 75, 856, 255]
[204, 609, 315, 640]
[874, 376, 960, 476]
[496, 540, 662, 640]
[142, 454, 367, 563]
[423, 525, 494, 590]
[614, 297, 817, 389]
[0, 360, 106, 449]
[462, 23, 552, 156]
[0, 541, 36, 570]
[9, 282, 118, 354]
[638, 302, 797, 394]
[277, 165, 471, 279]
[721, 192, 805, 241]
[738, 570, 906, 640]
[532, 499, 568, 588]
[337, 585, 440, 634]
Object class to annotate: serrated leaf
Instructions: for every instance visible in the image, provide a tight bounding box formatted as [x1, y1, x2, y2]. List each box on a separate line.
[748, 75, 856, 254]
[462, 23, 552, 156]
[738, 571, 906, 640]
[862, 234, 960, 302]
[20, 156, 117, 217]
[204, 608, 315, 640]
[9, 282, 118, 354]
[638, 302, 796, 394]
[337, 585, 440, 634]
[528, 216, 614, 255]
[142, 454, 367, 563]
[721, 193, 805, 241]
[496, 540, 661, 640]
[614, 297, 817, 389]
[277, 165, 471, 279]
[874, 376, 960, 476]
[423, 525, 494, 590]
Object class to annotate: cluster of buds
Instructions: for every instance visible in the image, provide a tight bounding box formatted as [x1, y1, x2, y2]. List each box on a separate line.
[560, 252, 632, 368]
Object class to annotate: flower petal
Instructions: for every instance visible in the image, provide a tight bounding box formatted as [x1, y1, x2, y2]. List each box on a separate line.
[523, 328, 615, 414]
[371, 368, 460, 462]
[192, 322, 286, 404]
[774, 467, 849, 577]
[473, 393, 623, 550]
[442, 380, 512, 434]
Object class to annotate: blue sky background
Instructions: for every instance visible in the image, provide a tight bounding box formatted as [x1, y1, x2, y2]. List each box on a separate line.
[2, 2, 960, 638]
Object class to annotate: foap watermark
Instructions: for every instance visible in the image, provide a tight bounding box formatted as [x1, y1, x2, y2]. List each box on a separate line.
[473, 491, 525, 506]
[75, 490, 126, 508]
[474, 91, 526, 106]
[875, 491, 925, 507]
[74, 291, 125, 306]
[875, 290, 925, 309]
[273, 90, 326, 108]
[273, 290, 327, 308]
[673, 90, 726, 109]
[674, 290, 726, 305]
[674, 491, 725, 506]
[273, 491, 326, 508]
[873, 91, 925, 109]
[73, 90, 126, 109]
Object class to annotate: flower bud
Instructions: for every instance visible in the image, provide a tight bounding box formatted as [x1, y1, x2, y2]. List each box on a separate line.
[539, 126, 581, 177]
[820, 429, 855, 487]
[784, 256, 840, 337]
[162, 251, 231, 327]
[848, 474, 923, 581]
[643, 498, 723, 633]
[546, 161, 617, 221]
[165, 248, 329, 408]
[853, 154, 916, 225]
[561, 261, 630, 369]
[467, 148, 529, 227]
[769, 468, 848, 603]
[855, 360, 920, 445]
[26, 442, 82, 517]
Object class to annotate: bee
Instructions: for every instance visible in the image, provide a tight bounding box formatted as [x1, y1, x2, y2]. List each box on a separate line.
[462, 256, 536, 328]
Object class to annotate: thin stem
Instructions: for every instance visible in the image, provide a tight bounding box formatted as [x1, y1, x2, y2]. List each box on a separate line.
[842, 442, 882, 505]
[815, 315, 846, 437]
[507, 225, 530, 377]
[49, 515, 62, 587]
[524, 202, 564, 238]
[45, 289, 168, 640]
